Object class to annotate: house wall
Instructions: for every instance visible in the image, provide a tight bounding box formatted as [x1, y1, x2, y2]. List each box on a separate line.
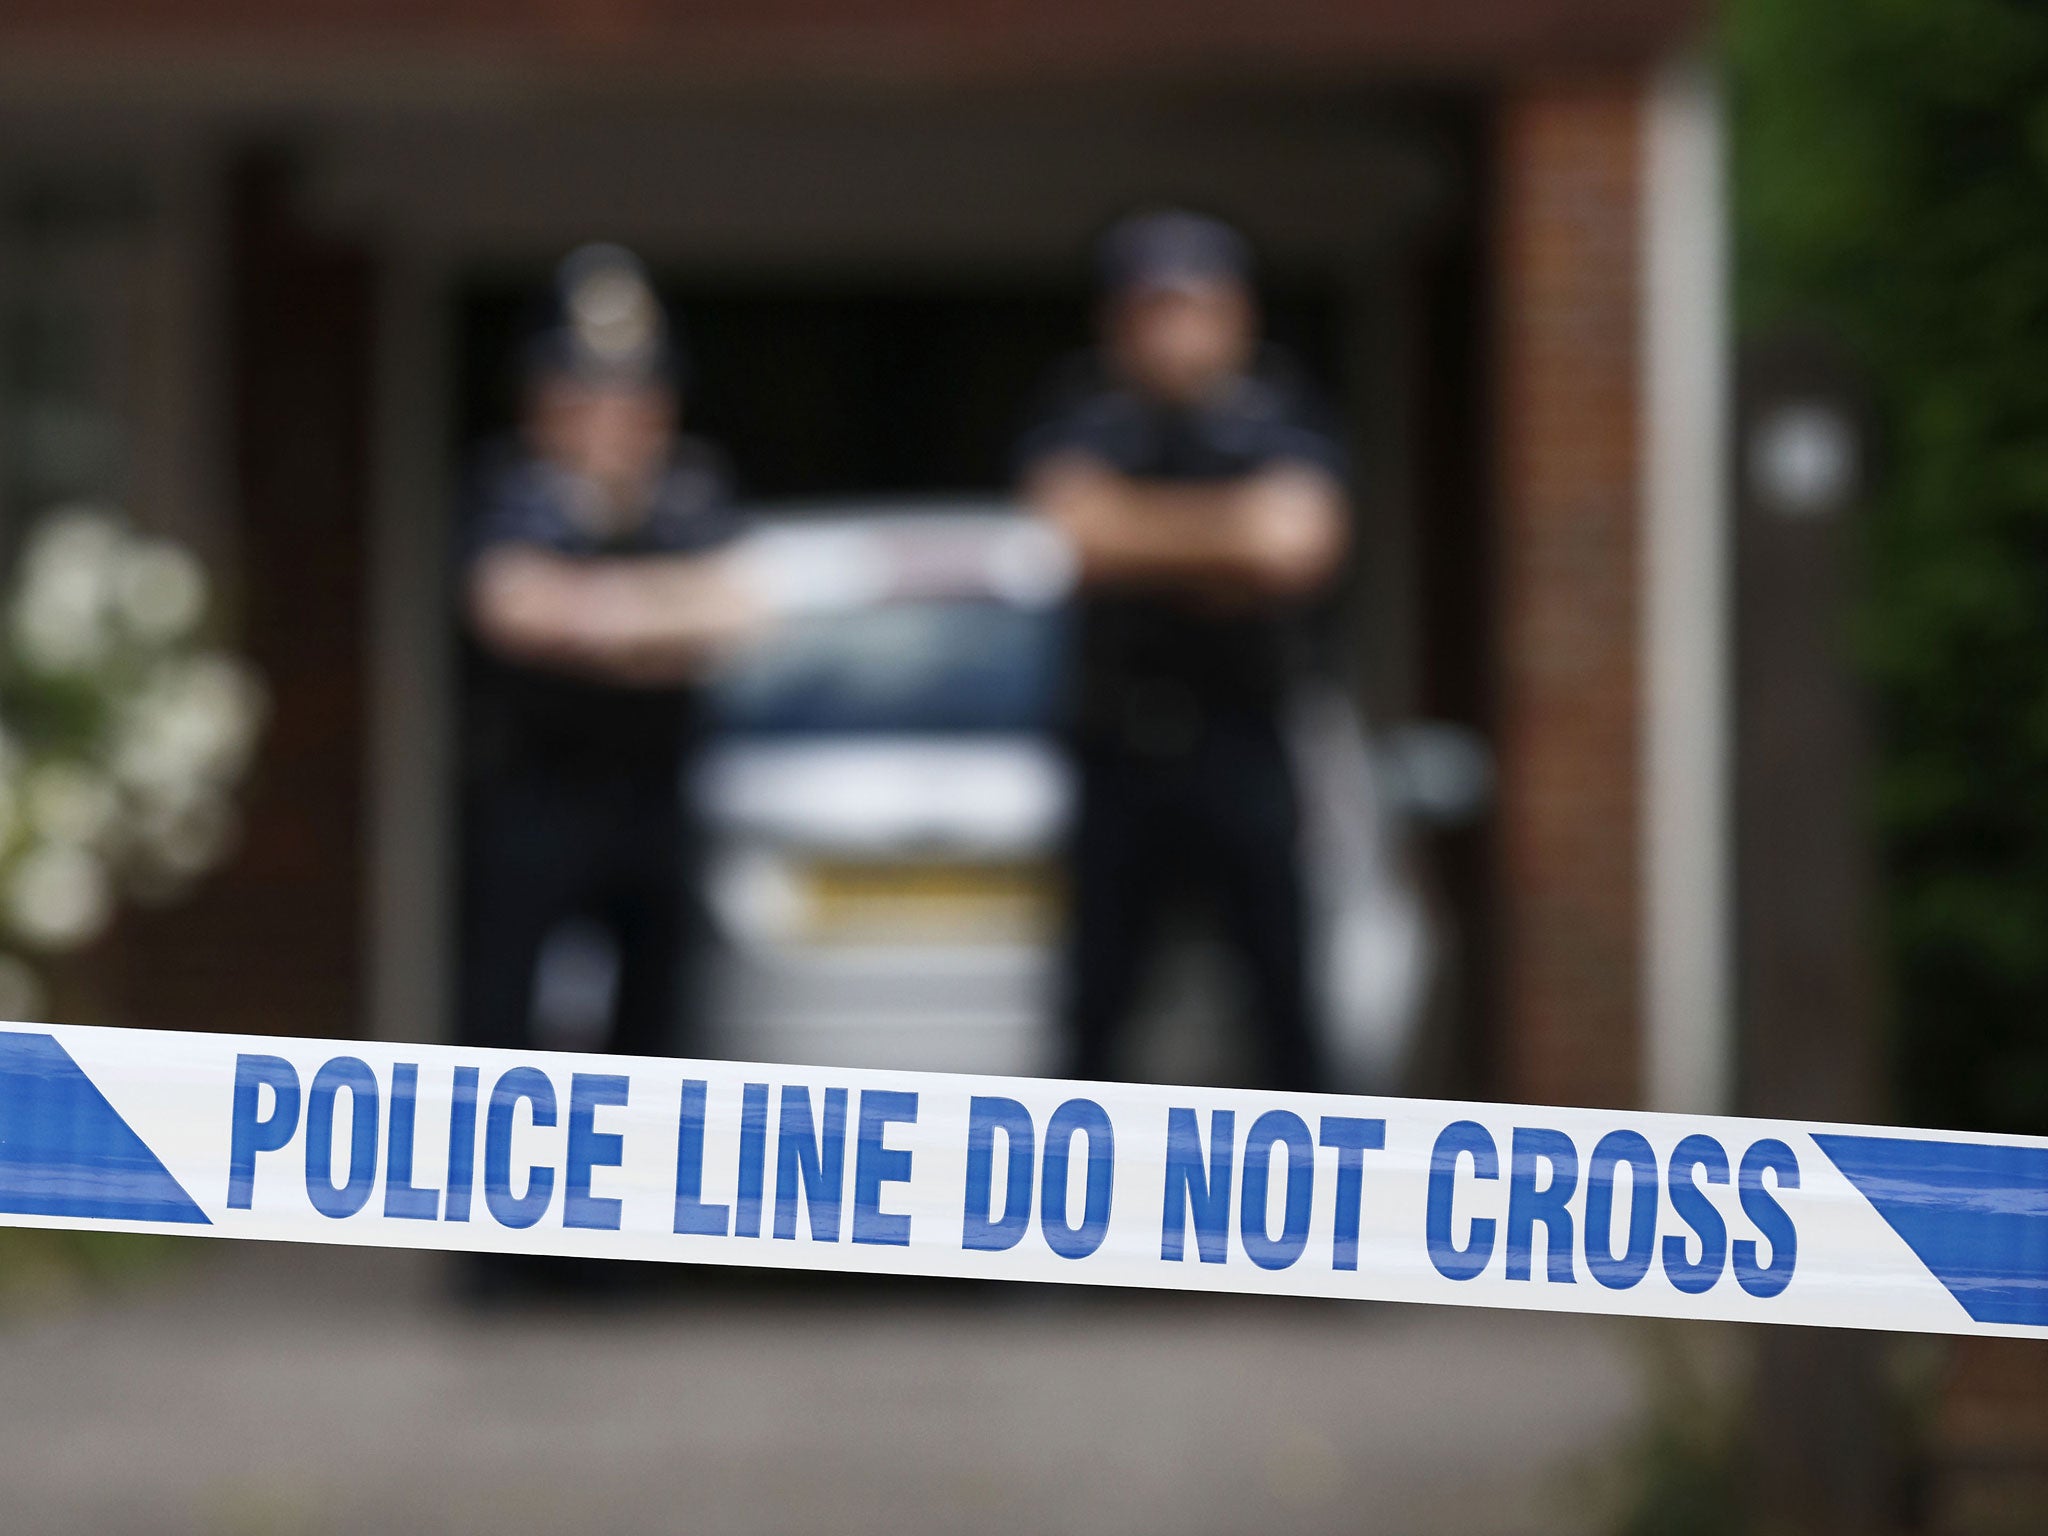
[101, 159, 375, 1044]
[1493, 77, 1646, 1110]
[1, 51, 1707, 1115]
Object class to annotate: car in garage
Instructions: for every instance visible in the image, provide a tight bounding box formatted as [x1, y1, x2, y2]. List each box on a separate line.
[689, 499, 1472, 1087]
[695, 501, 1071, 1076]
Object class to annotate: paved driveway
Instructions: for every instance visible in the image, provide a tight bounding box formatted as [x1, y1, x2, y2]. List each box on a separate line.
[0, 1242, 1644, 1535]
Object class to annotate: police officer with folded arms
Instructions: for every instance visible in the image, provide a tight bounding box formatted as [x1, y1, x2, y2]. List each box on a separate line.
[459, 245, 758, 1079]
[1018, 211, 1350, 1092]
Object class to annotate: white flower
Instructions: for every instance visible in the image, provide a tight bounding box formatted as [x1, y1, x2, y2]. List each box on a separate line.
[112, 653, 267, 796]
[5, 841, 113, 952]
[0, 953, 44, 1021]
[176, 654, 267, 777]
[113, 538, 209, 644]
[132, 787, 238, 882]
[20, 503, 126, 581]
[12, 565, 111, 672]
[9, 504, 126, 671]
[25, 762, 119, 847]
[0, 505, 258, 942]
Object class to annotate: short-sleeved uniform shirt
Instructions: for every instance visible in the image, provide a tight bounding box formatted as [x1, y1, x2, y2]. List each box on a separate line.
[462, 435, 739, 787]
[1015, 352, 1347, 753]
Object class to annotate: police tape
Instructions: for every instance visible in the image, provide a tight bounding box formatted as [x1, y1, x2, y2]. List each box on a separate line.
[2, 1021, 2043, 1337]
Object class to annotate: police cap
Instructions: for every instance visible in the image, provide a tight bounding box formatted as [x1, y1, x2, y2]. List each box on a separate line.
[1096, 210, 1253, 297]
[524, 244, 679, 389]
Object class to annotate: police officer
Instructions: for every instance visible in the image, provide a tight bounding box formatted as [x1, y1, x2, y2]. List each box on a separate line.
[1018, 211, 1349, 1091]
[459, 245, 757, 1072]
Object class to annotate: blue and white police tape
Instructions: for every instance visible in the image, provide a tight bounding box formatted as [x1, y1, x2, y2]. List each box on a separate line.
[1, 1022, 2043, 1337]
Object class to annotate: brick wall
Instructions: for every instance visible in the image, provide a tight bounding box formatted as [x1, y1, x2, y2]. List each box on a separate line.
[1493, 78, 1645, 1109]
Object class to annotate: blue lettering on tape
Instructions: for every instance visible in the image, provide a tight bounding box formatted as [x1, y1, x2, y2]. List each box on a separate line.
[735, 1082, 770, 1239]
[484, 1067, 557, 1229]
[1505, 1127, 1578, 1284]
[774, 1086, 847, 1242]
[851, 1090, 918, 1247]
[1040, 1099, 1113, 1260]
[563, 1073, 630, 1231]
[962, 1096, 1034, 1252]
[1584, 1130, 1658, 1291]
[382, 1063, 439, 1221]
[1161, 1108, 1234, 1264]
[1318, 1116, 1385, 1272]
[227, 1054, 300, 1211]
[673, 1079, 731, 1237]
[443, 1065, 479, 1222]
[1426, 1121, 1497, 1281]
[1733, 1138, 1799, 1299]
[1239, 1110, 1314, 1272]
[304, 1057, 380, 1220]
[1663, 1134, 1730, 1294]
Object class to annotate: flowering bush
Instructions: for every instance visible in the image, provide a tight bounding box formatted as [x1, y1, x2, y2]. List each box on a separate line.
[0, 506, 264, 1018]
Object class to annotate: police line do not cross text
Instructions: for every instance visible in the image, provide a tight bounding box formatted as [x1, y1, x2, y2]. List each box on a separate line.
[3, 1024, 2042, 1338]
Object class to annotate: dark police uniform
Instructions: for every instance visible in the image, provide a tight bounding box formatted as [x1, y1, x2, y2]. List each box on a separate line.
[1018, 352, 1346, 1091]
[458, 438, 738, 1061]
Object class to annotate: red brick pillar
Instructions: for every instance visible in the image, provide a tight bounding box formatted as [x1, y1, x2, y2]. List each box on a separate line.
[1494, 78, 1646, 1109]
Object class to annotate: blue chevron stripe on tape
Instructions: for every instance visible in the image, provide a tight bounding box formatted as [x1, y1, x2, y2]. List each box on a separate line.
[0, 1031, 209, 1225]
[1814, 1134, 2048, 1327]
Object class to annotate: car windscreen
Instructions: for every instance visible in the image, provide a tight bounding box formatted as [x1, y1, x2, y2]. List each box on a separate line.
[708, 598, 1065, 736]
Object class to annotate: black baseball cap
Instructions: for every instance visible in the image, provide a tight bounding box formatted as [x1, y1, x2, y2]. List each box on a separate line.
[1096, 210, 1253, 297]
[524, 244, 680, 389]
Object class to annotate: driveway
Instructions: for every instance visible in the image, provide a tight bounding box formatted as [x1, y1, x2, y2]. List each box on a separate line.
[0, 1240, 1645, 1535]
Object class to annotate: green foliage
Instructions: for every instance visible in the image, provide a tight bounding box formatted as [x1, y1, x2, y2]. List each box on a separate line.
[1732, 0, 2048, 1134]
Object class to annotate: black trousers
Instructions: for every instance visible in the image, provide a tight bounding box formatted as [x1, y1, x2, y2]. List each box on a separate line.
[458, 771, 694, 1060]
[1063, 718, 1322, 1092]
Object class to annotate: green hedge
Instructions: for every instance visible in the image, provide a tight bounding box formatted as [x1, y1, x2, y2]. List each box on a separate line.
[1732, 0, 2048, 1134]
